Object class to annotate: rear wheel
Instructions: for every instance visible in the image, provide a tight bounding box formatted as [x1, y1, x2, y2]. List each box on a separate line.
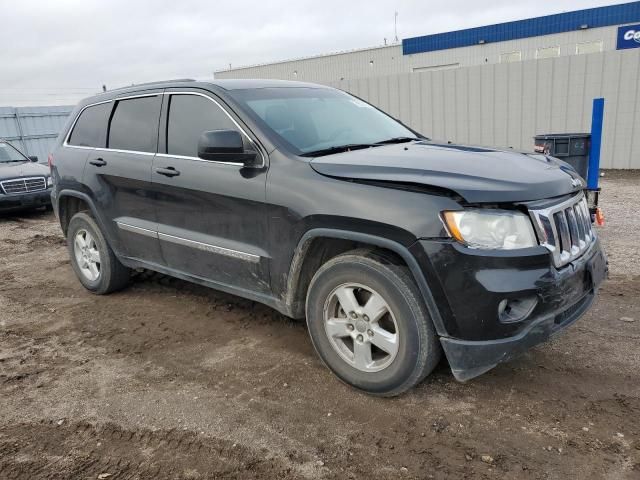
[306, 249, 441, 396]
[67, 212, 130, 294]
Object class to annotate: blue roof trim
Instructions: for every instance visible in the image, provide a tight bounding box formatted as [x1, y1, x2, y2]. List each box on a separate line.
[402, 1, 640, 55]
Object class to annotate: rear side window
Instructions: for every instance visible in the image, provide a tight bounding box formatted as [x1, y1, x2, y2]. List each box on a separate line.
[167, 94, 237, 157]
[68, 102, 112, 147]
[108, 96, 161, 153]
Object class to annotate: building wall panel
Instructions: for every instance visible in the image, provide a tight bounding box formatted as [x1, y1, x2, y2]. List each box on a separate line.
[327, 49, 640, 168]
[0, 106, 72, 163]
[216, 26, 622, 83]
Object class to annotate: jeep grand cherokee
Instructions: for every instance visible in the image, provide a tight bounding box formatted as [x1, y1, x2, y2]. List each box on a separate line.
[50, 79, 607, 396]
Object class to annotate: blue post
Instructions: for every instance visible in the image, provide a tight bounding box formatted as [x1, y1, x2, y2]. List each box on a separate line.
[587, 98, 604, 190]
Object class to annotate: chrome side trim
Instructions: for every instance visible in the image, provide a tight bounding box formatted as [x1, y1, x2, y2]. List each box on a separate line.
[115, 93, 160, 101]
[158, 232, 260, 263]
[63, 145, 156, 156]
[116, 221, 158, 239]
[155, 152, 241, 166]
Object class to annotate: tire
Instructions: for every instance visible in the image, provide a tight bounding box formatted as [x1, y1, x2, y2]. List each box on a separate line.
[67, 212, 130, 294]
[306, 249, 441, 396]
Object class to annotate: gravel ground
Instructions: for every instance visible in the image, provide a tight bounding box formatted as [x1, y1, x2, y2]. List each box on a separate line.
[597, 170, 640, 276]
[0, 174, 639, 479]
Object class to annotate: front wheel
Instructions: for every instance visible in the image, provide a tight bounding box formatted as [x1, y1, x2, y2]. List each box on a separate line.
[305, 249, 441, 396]
[67, 212, 130, 294]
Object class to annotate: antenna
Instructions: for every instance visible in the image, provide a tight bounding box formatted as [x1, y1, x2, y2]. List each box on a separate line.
[394, 11, 399, 42]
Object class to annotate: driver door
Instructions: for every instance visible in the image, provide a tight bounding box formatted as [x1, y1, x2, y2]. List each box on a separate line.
[151, 90, 271, 294]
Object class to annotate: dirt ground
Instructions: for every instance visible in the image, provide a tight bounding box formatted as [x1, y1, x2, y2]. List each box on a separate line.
[1, 172, 639, 480]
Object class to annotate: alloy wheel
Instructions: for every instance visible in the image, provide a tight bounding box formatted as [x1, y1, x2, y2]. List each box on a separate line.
[73, 229, 101, 281]
[323, 283, 399, 372]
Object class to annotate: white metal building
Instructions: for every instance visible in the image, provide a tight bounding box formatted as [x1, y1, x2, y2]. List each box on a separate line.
[215, 2, 640, 169]
[0, 106, 73, 163]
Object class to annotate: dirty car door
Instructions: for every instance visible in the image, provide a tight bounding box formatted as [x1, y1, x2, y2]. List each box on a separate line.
[152, 90, 270, 294]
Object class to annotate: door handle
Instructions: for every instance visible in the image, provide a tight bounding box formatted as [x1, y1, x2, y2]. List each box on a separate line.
[155, 166, 180, 177]
[89, 158, 107, 167]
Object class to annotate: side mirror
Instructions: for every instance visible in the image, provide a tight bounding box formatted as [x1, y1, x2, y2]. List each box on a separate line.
[197, 130, 259, 166]
[28, 155, 38, 163]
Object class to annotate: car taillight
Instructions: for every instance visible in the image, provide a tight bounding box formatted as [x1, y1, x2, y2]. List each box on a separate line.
[48, 153, 54, 170]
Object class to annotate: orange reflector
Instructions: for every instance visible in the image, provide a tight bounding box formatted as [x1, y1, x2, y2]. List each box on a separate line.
[442, 211, 464, 242]
[595, 207, 605, 226]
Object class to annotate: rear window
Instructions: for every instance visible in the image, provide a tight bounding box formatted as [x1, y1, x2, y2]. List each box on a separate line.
[108, 96, 161, 153]
[68, 102, 112, 147]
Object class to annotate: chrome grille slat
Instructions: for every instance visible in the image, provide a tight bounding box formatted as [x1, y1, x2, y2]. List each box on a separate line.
[565, 208, 580, 253]
[572, 205, 586, 248]
[579, 200, 592, 242]
[529, 193, 595, 268]
[0, 176, 46, 195]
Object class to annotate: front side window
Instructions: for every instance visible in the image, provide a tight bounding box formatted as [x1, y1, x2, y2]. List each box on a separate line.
[68, 102, 112, 148]
[108, 96, 161, 153]
[166, 94, 237, 158]
[0, 142, 28, 163]
[230, 87, 417, 155]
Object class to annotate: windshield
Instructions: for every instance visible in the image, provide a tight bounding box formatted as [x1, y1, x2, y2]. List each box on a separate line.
[0, 142, 28, 163]
[229, 87, 419, 155]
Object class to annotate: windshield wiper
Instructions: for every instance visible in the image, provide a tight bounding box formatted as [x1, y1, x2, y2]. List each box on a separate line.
[300, 137, 420, 158]
[1, 159, 27, 163]
[300, 143, 377, 158]
[374, 136, 419, 145]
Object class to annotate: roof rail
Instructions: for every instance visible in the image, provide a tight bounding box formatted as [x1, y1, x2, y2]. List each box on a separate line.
[108, 79, 196, 92]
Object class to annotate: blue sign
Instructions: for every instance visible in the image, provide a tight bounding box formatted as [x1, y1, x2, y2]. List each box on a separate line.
[617, 24, 640, 49]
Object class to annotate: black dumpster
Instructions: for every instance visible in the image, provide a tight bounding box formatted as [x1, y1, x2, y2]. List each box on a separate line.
[534, 133, 590, 180]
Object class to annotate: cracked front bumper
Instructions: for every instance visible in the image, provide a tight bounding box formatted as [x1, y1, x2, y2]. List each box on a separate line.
[416, 237, 607, 381]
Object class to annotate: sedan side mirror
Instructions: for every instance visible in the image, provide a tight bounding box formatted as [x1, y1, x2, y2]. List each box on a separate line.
[197, 130, 259, 166]
[28, 155, 38, 163]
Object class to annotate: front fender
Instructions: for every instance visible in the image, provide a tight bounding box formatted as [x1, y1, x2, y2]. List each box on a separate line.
[283, 228, 448, 336]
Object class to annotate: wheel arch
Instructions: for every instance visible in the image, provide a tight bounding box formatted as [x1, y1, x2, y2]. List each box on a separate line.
[57, 190, 111, 241]
[284, 228, 447, 336]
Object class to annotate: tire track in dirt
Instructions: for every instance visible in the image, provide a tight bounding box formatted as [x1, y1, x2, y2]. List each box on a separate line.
[0, 421, 300, 480]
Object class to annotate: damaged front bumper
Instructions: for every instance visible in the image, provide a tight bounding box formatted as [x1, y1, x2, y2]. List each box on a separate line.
[416, 237, 607, 381]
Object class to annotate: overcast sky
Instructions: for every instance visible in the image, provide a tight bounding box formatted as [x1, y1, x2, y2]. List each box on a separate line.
[0, 0, 621, 106]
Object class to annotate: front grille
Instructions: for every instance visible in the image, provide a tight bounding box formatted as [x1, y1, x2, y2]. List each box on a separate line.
[529, 193, 594, 268]
[0, 177, 46, 195]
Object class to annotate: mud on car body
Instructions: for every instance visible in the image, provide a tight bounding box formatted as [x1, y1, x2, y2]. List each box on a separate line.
[49, 79, 607, 395]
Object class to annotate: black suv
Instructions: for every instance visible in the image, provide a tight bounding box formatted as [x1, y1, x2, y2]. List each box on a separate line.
[0, 140, 52, 212]
[50, 79, 607, 395]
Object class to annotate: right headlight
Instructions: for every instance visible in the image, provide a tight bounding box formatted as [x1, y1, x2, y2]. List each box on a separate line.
[441, 209, 538, 250]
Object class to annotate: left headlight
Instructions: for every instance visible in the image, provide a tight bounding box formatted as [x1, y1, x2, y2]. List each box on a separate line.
[441, 209, 538, 250]
[46, 176, 53, 187]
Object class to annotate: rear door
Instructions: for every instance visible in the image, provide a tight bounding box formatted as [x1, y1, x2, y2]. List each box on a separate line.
[152, 89, 271, 294]
[60, 101, 111, 200]
[82, 91, 164, 264]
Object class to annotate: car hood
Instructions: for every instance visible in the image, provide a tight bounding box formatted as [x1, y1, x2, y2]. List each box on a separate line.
[0, 161, 49, 179]
[309, 141, 585, 203]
